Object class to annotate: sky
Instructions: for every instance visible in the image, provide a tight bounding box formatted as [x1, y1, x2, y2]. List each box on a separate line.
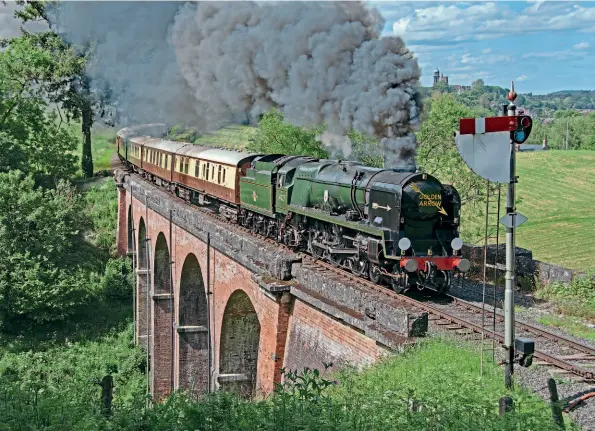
[1, 1, 594, 94]
[373, 0, 595, 93]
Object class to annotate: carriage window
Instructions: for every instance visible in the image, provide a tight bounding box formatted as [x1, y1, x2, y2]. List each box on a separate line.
[222, 168, 226, 184]
[202, 163, 206, 179]
[194, 163, 199, 177]
[217, 165, 222, 184]
[184, 158, 189, 174]
[165, 154, 168, 168]
[211, 164, 215, 180]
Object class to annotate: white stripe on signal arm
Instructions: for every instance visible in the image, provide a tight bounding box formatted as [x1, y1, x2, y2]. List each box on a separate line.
[475, 117, 486, 134]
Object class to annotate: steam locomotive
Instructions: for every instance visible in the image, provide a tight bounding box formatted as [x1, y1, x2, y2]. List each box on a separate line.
[117, 125, 470, 293]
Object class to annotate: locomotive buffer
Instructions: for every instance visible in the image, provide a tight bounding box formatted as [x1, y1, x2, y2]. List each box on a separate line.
[455, 83, 534, 390]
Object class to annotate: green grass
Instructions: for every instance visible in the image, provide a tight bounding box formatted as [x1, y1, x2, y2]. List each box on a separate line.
[68, 123, 117, 174]
[537, 315, 595, 340]
[88, 127, 117, 171]
[465, 150, 595, 270]
[194, 124, 257, 150]
[535, 273, 595, 322]
[514, 150, 595, 269]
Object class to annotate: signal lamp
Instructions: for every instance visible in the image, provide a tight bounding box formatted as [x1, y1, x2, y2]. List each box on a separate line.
[520, 116, 531, 128]
[512, 115, 532, 144]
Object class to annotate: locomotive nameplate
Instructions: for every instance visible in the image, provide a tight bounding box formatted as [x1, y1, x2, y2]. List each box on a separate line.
[410, 182, 448, 216]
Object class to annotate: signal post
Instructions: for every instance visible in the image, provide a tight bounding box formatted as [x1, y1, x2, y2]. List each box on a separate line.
[455, 82, 534, 390]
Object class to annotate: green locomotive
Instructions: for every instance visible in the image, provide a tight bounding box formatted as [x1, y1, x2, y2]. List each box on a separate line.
[238, 155, 469, 293]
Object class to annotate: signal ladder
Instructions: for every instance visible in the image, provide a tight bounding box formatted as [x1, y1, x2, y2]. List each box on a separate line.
[480, 179, 503, 375]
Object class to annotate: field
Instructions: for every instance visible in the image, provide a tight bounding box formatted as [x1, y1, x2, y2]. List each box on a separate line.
[194, 124, 257, 149]
[514, 150, 595, 269]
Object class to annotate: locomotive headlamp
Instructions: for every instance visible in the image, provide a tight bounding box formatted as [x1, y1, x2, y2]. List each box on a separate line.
[451, 238, 463, 251]
[398, 238, 411, 251]
[457, 259, 471, 273]
[404, 259, 418, 272]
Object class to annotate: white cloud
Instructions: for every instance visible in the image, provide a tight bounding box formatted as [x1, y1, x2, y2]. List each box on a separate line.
[522, 50, 586, 59]
[380, 1, 595, 45]
[392, 17, 410, 36]
[516, 75, 528, 82]
[481, 48, 492, 54]
[574, 42, 590, 50]
[460, 52, 512, 65]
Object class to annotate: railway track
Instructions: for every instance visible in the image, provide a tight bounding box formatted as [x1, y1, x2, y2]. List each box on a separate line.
[302, 255, 595, 383]
[128, 170, 595, 384]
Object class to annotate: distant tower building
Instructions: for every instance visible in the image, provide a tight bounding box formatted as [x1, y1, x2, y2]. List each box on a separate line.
[433, 69, 440, 86]
[440, 73, 449, 85]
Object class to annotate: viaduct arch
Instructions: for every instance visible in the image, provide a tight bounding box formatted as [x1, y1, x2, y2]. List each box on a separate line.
[177, 253, 209, 394]
[219, 290, 261, 397]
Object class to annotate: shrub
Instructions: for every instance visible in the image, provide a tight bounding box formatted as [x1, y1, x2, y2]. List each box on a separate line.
[102, 258, 134, 300]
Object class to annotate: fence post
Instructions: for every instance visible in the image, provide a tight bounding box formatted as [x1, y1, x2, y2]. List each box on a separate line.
[499, 396, 513, 417]
[547, 378, 565, 429]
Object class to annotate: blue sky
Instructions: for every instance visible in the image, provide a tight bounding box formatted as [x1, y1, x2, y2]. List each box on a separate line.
[372, 1, 595, 93]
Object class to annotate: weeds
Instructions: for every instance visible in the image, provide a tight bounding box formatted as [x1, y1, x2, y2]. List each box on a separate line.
[536, 271, 595, 322]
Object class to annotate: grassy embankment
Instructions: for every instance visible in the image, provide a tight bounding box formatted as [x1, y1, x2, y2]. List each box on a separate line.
[69, 123, 118, 175]
[514, 150, 595, 270]
[194, 124, 257, 150]
[462, 150, 595, 271]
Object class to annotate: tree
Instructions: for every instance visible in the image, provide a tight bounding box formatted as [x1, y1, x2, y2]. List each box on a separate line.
[0, 171, 94, 326]
[471, 79, 484, 89]
[248, 110, 328, 158]
[10, 0, 96, 178]
[0, 34, 79, 179]
[416, 94, 491, 241]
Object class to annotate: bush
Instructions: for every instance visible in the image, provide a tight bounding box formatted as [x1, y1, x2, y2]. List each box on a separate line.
[102, 258, 134, 300]
[0, 171, 99, 327]
[536, 271, 595, 321]
[84, 179, 118, 253]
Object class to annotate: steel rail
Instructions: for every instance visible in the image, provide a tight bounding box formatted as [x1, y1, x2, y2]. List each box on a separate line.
[448, 295, 595, 356]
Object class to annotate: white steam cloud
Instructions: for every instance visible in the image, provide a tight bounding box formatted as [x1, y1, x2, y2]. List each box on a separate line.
[49, 1, 421, 169]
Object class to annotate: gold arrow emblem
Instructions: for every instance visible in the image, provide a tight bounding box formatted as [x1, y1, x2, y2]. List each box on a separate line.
[372, 202, 392, 211]
[252, 191, 257, 202]
[410, 182, 448, 216]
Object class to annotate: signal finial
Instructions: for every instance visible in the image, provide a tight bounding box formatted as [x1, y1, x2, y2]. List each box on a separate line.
[507, 81, 517, 103]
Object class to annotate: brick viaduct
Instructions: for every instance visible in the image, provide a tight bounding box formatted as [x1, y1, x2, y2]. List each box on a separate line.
[114, 169, 428, 401]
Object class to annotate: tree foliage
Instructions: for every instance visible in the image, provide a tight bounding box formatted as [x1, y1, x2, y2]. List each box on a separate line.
[3, 0, 97, 178]
[0, 35, 80, 179]
[248, 110, 328, 158]
[0, 171, 96, 325]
